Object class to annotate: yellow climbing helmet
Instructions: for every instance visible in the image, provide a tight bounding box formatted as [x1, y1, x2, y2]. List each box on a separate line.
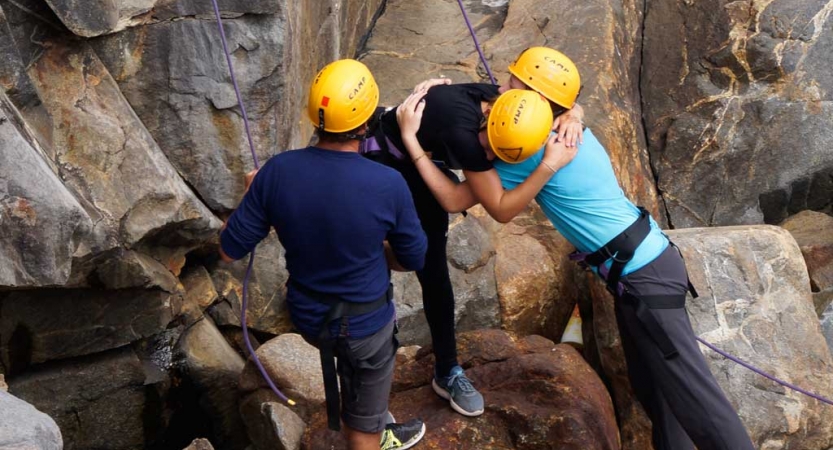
[508, 47, 581, 109]
[487, 89, 554, 164]
[307, 59, 379, 133]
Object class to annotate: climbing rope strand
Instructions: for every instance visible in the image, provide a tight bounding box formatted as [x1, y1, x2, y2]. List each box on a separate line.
[696, 337, 833, 406]
[209, 0, 293, 406]
[210, 0, 260, 169]
[456, 0, 497, 85]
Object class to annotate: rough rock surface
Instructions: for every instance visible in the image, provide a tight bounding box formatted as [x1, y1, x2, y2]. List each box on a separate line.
[175, 316, 247, 449]
[361, 0, 663, 219]
[393, 213, 500, 346]
[489, 206, 585, 342]
[239, 333, 324, 422]
[181, 265, 221, 324]
[0, 390, 63, 450]
[781, 210, 833, 316]
[213, 232, 291, 335]
[240, 389, 305, 450]
[0, 289, 181, 371]
[93, 0, 383, 212]
[823, 303, 833, 360]
[8, 347, 155, 450]
[303, 330, 620, 450]
[590, 225, 833, 450]
[27, 41, 221, 254]
[183, 438, 215, 450]
[0, 95, 92, 288]
[643, 0, 833, 227]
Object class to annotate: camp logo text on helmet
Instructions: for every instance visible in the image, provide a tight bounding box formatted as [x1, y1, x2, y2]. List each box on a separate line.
[513, 98, 526, 125]
[487, 89, 553, 164]
[307, 59, 380, 133]
[348, 77, 366, 100]
[508, 47, 581, 110]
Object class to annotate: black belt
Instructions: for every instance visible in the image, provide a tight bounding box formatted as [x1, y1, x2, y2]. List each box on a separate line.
[582, 207, 652, 294]
[570, 207, 699, 359]
[290, 280, 393, 431]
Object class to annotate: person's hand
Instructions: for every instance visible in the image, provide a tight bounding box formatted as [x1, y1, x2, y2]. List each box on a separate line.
[396, 88, 428, 140]
[552, 109, 584, 148]
[411, 76, 451, 93]
[244, 169, 258, 192]
[541, 133, 578, 173]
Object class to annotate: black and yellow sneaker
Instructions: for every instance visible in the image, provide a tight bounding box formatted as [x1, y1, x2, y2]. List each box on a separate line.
[379, 418, 426, 450]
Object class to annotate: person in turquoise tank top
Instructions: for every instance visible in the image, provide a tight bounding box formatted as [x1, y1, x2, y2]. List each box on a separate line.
[493, 128, 668, 276]
[395, 47, 753, 450]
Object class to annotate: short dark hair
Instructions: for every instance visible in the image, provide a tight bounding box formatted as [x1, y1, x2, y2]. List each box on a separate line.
[314, 123, 367, 143]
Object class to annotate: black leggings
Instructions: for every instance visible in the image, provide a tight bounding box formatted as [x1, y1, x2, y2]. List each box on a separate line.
[397, 162, 458, 377]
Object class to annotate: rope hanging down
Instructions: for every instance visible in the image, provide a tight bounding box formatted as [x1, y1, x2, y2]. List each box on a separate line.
[456, 0, 497, 85]
[209, 0, 294, 406]
[462, 0, 832, 409]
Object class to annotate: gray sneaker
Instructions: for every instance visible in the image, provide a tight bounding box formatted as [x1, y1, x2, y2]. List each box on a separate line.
[431, 366, 484, 416]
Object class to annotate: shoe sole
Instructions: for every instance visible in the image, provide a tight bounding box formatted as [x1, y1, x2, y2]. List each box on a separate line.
[397, 423, 426, 450]
[431, 379, 485, 417]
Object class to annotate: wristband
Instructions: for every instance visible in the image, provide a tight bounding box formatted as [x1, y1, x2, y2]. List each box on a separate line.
[413, 153, 428, 163]
[541, 160, 557, 174]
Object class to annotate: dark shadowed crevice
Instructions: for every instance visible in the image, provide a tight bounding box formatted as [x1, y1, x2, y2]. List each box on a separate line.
[636, 0, 675, 229]
[354, 0, 387, 58]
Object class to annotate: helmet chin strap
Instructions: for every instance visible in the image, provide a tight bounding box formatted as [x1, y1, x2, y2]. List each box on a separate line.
[343, 122, 370, 142]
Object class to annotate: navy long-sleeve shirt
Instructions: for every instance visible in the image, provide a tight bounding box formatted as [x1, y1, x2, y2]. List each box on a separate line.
[221, 146, 427, 338]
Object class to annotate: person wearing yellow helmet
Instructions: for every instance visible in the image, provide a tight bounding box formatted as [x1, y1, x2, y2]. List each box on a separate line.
[394, 48, 754, 450]
[357, 64, 582, 419]
[221, 59, 428, 450]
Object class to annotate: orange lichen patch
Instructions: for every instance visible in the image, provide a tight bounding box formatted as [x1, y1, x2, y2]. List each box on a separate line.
[5, 197, 37, 226]
[166, 253, 187, 277]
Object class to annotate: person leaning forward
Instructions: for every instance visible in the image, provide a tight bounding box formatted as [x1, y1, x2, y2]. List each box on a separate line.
[395, 47, 755, 450]
[219, 59, 427, 450]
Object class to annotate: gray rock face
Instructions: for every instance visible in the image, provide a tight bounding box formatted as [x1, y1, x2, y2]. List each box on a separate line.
[676, 226, 833, 449]
[591, 225, 833, 450]
[92, 15, 284, 212]
[26, 41, 221, 253]
[90, 0, 377, 212]
[238, 333, 323, 421]
[361, 0, 663, 219]
[0, 289, 181, 370]
[183, 438, 215, 450]
[175, 317, 247, 449]
[0, 95, 92, 288]
[8, 347, 150, 450]
[216, 232, 291, 335]
[393, 213, 500, 346]
[823, 303, 833, 360]
[0, 390, 63, 450]
[239, 390, 305, 450]
[643, 0, 833, 227]
[781, 210, 833, 316]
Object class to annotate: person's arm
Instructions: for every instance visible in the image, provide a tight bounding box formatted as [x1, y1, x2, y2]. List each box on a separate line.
[396, 89, 577, 223]
[463, 134, 577, 223]
[385, 175, 428, 271]
[219, 168, 271, 262]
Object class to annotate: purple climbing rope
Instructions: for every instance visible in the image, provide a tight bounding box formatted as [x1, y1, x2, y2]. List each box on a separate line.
[209, 0, 293, 406]
[696, 337, 833, 406]
[456, 0, 497, 85]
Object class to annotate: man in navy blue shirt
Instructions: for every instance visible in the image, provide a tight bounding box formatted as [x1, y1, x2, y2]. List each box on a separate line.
[220, 59, 428, 450]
